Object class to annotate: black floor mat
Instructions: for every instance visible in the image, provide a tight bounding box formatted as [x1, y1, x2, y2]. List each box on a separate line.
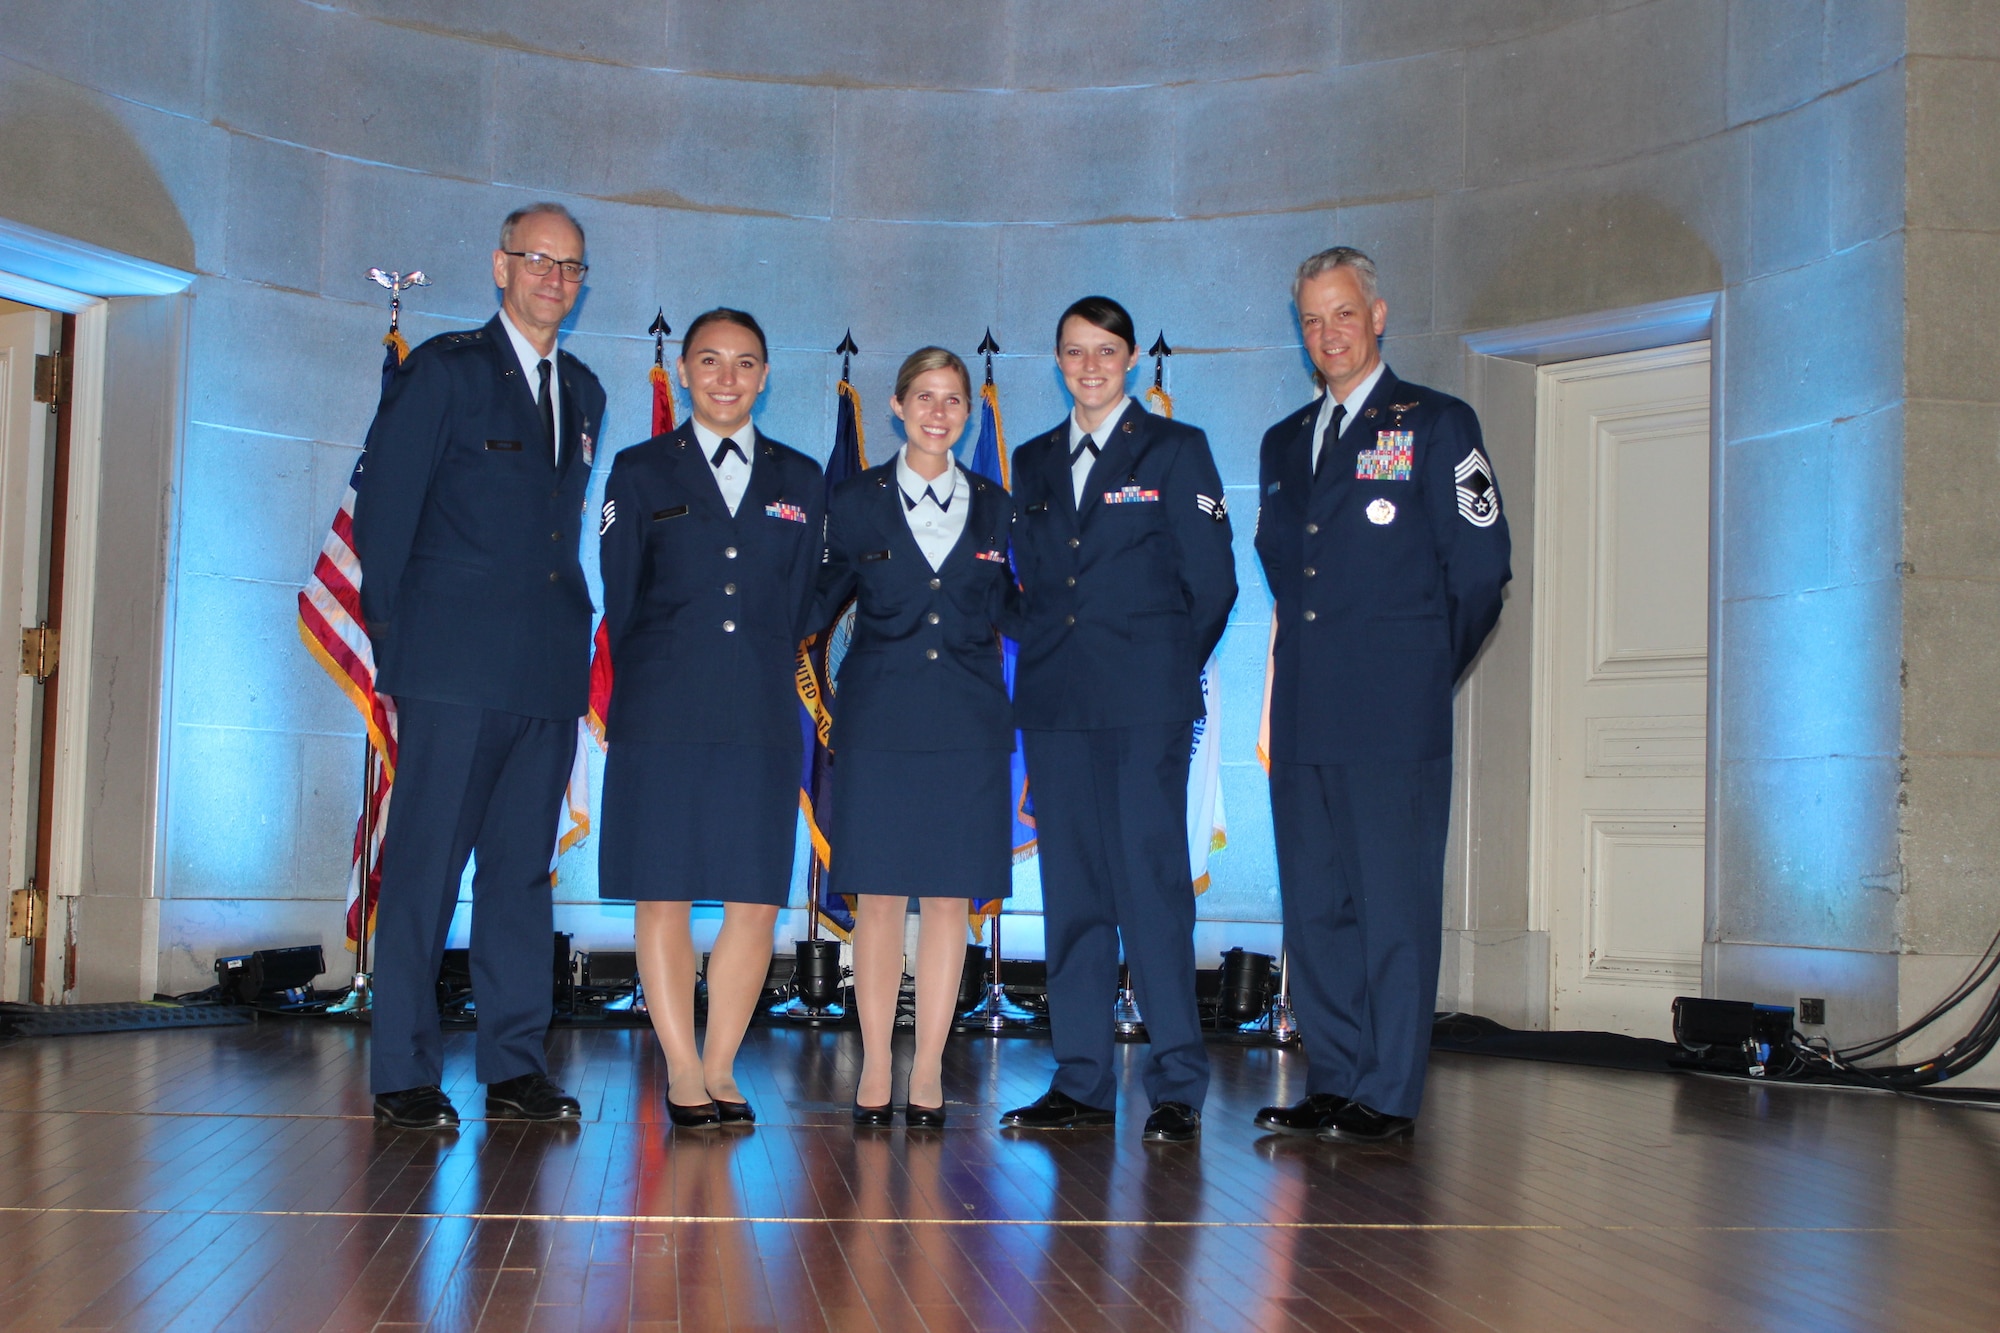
[1431, 1012, 1682, 1073]
[0, 1001, 254, 1038]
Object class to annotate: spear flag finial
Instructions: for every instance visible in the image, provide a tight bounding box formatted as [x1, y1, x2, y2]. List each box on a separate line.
[1147, 331, 1172, 390]
[836, 328, 859, 381]
[977, 327, 1000, 386]
[649, 309, 671, 367]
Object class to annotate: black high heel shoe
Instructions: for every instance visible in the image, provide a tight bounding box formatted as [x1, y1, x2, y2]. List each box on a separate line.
[904, 1102, 946, 1129]
[666, 1098, 721, 1129]
[715, 1098, 756, 1125]
[853, 1101, 894, 1128]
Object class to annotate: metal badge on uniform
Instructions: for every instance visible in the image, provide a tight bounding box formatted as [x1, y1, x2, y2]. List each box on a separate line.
[1103, 485, 1161, 505]
[1356, 431, 1413, 481]
[975, 548, 1007, 563]
[1195, 493, 1227, 521]
[651, 504, 689, 521]
[1366, 498, 1397, 525]
[765, 501, 809, 524]
[581, 431, 595, 466]
[1454, 449, 1501, 527]
[599, 499, 617, 535]
[860, 548, 891, 562]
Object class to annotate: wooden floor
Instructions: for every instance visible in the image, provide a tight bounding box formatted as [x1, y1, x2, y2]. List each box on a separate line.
[2, 1021, 1998, 1333]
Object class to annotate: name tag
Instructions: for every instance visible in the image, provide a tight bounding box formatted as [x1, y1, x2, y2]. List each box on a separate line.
[765, 501, 808, 523]
[1102, 485, 1161, 505]
[860, 549, 891, 563]
[975, 549, 1007, 563]
[651, 505, 689, 521]
[1025, 500, 1050, 514]
[484, 439, 522, 452]
[1356, 431, 1413, 481]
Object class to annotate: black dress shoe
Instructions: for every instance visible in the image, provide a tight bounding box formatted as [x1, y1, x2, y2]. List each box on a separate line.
[486, 1073, 582, 1121]
[1254, 1093, 1352, 1137]
[853, 1102, 895, 1128]
[904, 1102, 946, 1129]
[373, 1085, 459, 1129]
[1000, 1088, 1115, 1129]
[1317, 1101, 1415, 1144]
[714, 1098, 756, 1125]
[1142, 1101, 1201, 1143]
[667, 1098, 721, 1129]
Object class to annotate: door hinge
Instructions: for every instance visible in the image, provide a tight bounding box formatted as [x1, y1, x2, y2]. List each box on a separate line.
[33, 352, 70, 407]
[20, 623, 58, 683]
[8, 884, 41, 941]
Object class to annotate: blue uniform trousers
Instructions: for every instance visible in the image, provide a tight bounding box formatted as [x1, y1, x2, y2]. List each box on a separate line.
[368, 697, 572, 1094]
[1269, 757, 1451, 1119]
[1023, 722, 1209, 1111]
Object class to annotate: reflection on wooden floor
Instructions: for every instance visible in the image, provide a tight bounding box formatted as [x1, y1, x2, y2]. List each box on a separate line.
[3, 1022, 1999, 1331]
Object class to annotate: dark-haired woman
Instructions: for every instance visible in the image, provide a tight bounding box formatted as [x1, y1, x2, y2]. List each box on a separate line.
[997, 296, 1237, 1143]
[597, 308, 825, 1129]
[814, 347, 1016, 1128]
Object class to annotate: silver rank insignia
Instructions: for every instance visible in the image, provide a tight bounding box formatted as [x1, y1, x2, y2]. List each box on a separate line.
[1366, 497, 1396, 525]
[599, 498, 616, 535]
[1196, 493, 1227, 521]
[1454, 448, 1500, 527]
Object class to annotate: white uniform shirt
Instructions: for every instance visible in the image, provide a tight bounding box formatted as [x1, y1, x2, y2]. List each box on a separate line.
[897, 449, 969, 571]
[1066, 395, 1133, 508]
[497, 308, 561, 467]
[691, 419, 757, 516]
[1310, 360, 1387, 475]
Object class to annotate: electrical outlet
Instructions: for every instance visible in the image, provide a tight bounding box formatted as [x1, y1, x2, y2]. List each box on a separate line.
[1799, 997, 1826, 1025]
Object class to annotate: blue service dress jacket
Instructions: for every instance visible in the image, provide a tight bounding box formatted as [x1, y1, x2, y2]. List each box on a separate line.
[1254, 366, 1512, 765]
[596, 419, 826, 746]
[351, 315, 605, 721]
[811, 461, 1017, 753]
[1008, 401, 1238, 730]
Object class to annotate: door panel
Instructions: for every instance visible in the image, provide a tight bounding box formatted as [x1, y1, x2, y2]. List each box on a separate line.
[1535, 343, 1710, 1038]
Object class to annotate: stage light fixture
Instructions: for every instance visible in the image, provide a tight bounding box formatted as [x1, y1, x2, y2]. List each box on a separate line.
[1217, 947, 1276, 1025]
[1671, 996, 1796, 1074]
[214, 945, 325, 1004]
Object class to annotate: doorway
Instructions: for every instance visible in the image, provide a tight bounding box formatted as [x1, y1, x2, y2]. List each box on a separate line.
[1532, 342, 1712, 1038]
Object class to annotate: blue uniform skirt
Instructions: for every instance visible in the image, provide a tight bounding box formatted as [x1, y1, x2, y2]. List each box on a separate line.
[826, 747, 1012, 903]
[598, 741, 797, 905]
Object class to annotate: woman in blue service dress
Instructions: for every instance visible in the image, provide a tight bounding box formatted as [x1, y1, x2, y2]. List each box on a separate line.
[813, 347, 1017, 1128]
[597, 308, 826, 1130]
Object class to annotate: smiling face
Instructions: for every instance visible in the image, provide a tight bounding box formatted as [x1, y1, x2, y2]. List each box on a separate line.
[490, 210, 584, 352]
[891, 366, 972, 478]
[1056, 315, 1139, 432]
[1297, 265, 1387, 402]
[678, 319, 770, 439]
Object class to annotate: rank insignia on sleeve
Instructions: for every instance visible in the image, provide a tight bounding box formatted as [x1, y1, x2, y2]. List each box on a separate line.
[1195, 493, 1227, 520]
[599, 499, 616, 535]
[1102, 485, 1161, 504]
[1454, 449, 1501, 527]
[765, 501, 809, 523]
[975, 548, 1008, 563]
[1366, 498, 1397, 525]
[1356, 431, 1414, 481]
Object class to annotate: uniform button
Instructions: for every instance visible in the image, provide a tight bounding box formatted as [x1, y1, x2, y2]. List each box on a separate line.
[1068, 537, 1080, 549]
[926, 612, 940, 624]
[925, 648, 939, 660]
[1065, 614, 1076, 626]
[723, 619, 737, 633]
[1305, 523, 1319, 535]
[724, 546, 738, 559]
[724, 583, 737, 595]
[551, 532, 561, 541]
[1065, 576, 1077, 587]
[1303, 609, 1317, 622]
[547, 572, 559, 583]
[928, 577, 941, 589]
[1304, 566, 1316, 578]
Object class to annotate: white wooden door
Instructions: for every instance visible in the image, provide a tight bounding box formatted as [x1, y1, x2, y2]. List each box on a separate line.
[0, 308, 54, 1004]
[1534, 343, 1710, 1038]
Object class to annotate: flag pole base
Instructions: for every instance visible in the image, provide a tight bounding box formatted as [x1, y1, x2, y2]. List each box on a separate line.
[1265, 995, 1300, 1045]
[1112, 985, 1148, 1041]
[327, 972, 371, 1014]
[961, 982, 1036, 1032]
[774, 997, 846, 1023]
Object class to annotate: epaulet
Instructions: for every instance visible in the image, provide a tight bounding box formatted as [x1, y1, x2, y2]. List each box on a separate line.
[433, 328, 485, 350]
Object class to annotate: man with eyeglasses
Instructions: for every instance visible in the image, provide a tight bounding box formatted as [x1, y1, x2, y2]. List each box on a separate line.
[352, 202, 605, 1129]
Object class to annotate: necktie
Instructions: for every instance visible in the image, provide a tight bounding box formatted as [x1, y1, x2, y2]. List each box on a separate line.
[1315, 404, 1346, 477]
[537, 359, 555, 462]
[711, 437, 747, 467]
[1070, 434, 1098, 465]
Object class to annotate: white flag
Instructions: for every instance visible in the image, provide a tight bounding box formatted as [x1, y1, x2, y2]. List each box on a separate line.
[1188, 653, 1227, 893]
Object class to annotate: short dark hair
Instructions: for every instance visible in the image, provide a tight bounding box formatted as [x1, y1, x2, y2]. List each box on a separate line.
[1055, 295, 1136, 352]
[499, 202, 585, 252]
[681, 307, 769, 361]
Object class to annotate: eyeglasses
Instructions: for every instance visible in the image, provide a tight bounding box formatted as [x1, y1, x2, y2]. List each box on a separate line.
[502, 251, 589, 283]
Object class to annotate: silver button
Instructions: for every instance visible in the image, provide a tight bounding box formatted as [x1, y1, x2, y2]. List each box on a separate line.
[1065, 576, 1077, 587]
[1305, 523, 1319, 535]
[724, 582, 737, 595]
[1304, 567, 1316, 578]
[547, 572, 559, 583]
[1303, 610, 1317, 622]
[723, 619, 737, 632]
[1068, 537, 1080, 549]
[926, 612, 940, 624]
[929, 577, 941, 589]
[1065, 614, 1076, 626]
[724, 546, 738, 559]
[925, 648, 938, 660]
